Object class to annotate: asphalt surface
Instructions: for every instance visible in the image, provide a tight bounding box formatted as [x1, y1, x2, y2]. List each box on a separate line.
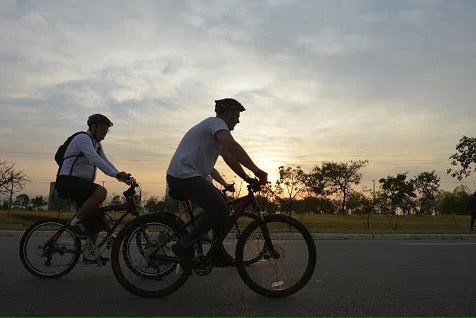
[1, 236, 476, 316]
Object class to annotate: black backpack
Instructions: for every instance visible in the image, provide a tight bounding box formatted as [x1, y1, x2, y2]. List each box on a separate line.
[55, 132, 94, 168]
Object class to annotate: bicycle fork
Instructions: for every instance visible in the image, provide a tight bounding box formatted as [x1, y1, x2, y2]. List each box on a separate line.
[258, 212, 281, 260]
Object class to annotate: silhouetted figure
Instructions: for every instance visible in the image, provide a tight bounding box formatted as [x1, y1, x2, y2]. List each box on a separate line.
[468, 191, 476, 231]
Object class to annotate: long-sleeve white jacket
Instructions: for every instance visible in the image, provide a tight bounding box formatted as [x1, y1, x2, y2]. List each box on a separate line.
[58, 130, 118, 181]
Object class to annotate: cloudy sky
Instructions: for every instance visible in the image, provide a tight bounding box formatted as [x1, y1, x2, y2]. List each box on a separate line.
[1, 0, 476, 199]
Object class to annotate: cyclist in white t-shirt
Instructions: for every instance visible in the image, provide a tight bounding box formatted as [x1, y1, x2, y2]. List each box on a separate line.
[166, 98, 268, 276]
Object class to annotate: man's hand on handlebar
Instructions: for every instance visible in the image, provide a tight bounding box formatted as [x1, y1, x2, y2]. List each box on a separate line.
[244, 176, 257, 184]
[253, 169, 268, 185]
[115, 171, 132, 183]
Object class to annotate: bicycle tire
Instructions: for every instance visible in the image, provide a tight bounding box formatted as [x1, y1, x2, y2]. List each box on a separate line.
[124, 217, 178, 279]
[19, 218, 82, 279]
[110, 213, 188, 298]
[235, 214, 316, 298]
[135, 212, 185, 257]
[223, 212, 264, 266]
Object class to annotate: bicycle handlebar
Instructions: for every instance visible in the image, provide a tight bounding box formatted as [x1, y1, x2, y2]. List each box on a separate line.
[123, 177, 140, 198]
[247, 180, 263, 192]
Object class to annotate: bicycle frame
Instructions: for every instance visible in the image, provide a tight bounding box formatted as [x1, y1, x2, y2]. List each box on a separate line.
[206, 184, 276, 260]
[158, 183, 267, 263]
[173, 187, 250, 236]
[48, 181, 142, 250]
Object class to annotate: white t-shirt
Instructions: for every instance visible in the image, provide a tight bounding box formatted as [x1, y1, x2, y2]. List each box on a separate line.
[59, 130, 119, 181]
[167, 117, 229, 179]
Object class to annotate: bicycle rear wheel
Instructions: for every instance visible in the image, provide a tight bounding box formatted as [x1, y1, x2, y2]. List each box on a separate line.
[19, 218, 81, 278]
[110, 213, 188, 298]
[235, 214, 316, 298]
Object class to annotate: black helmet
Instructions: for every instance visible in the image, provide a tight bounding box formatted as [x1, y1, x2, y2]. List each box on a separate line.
[214, 98, 246, 114]
[87, 114, 113, 127]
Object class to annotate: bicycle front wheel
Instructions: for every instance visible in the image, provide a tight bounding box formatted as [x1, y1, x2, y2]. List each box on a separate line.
[235, 214, 316, 298]
[110, 213, 188, 298]
[223, 212, 263, 265]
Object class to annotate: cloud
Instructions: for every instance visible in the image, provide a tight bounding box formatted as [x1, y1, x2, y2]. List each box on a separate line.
[1, 0, 476, 197]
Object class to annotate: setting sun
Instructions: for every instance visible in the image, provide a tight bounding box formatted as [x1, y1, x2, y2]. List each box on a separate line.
[255, 156, 282, 184]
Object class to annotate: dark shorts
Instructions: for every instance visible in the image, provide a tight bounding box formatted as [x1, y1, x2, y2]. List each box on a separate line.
[55, 175, 99, 207]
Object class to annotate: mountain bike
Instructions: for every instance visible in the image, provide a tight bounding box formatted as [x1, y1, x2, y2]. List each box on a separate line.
[110, 181, 317, 298]
[18, 179, 154, 278]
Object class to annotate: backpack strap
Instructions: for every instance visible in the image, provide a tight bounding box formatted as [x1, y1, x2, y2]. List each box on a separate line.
[53, 132, 96, 202]
[58, 132, 95, 176]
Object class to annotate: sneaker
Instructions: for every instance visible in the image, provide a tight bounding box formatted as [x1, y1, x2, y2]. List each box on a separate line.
[212, 253, 236, 268]
[211, 244, 236, 268]
[171, 243, 194, 276]
[83, 255, 109, 266]
[68, 221, 91, 238]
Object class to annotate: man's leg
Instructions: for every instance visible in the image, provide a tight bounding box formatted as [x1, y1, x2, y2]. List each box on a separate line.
[170, 179, 228, 248]
[70, 186, 107, 237]
[167, 175, 228, 275]
[471, 213, 476, 231]
[76, 186, 107, 220]
[76, 188, 108, 264]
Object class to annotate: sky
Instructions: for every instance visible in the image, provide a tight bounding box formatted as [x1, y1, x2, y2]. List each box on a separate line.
[1, 0, 476, 200]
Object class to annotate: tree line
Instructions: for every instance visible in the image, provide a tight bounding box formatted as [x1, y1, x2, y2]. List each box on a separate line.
[1, 135, 476, 216]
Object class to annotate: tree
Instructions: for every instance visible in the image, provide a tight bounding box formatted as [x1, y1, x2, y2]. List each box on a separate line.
[347, 190, 374, 230]
[0, 160, 15, 188]
[144, 196, 162, 213]
[437, 185, 471, 216]
[255, 182, 280, 214]
[0, 160, 31, 210]
[275, 165, 307, 217]
[49, 198, 73, 212]
[159, 196, 181, 214]
[411, 171, 440, 215]
[292, 196, 336, 215]
[305, 167, 327, 198]
[1, 199, 8, 210]
[31, 195, 47, 211]
[379, 172, 417, 230]
[447, 136, 476, 180]
[14, 194, 30, 210]
[110, 194, 123, 205]
[310, 160, 368, 214]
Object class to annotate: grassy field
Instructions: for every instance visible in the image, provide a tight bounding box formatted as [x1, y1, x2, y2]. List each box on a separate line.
[0, 209, 473, 234]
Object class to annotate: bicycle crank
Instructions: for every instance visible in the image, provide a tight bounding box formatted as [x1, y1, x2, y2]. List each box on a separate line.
[193, 255, 213, 276]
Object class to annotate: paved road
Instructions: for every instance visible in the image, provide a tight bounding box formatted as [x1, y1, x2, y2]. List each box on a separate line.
[1, 236, 476, 316]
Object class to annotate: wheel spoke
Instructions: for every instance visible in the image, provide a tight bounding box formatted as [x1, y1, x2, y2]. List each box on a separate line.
[110, 214, 189, 298]
[20, 219, 81, 278]
[235, 215, 316, 298]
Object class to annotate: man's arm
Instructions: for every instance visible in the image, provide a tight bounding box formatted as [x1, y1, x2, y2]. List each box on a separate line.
[215, 130, 268, 184]
[75, 134, 119, 177]
[219, 148, 249, 180]
[209, 168, 229, 187]
[215, 130, 260, 175]
[98, 145, 118, 171]
[76, 135, 129, 181]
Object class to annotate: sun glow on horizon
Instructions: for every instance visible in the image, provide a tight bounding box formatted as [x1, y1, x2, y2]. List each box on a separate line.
[255, 156, 282, 184]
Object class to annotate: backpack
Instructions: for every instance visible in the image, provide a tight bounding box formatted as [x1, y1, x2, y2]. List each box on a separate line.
[55, 132, 94, 167]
